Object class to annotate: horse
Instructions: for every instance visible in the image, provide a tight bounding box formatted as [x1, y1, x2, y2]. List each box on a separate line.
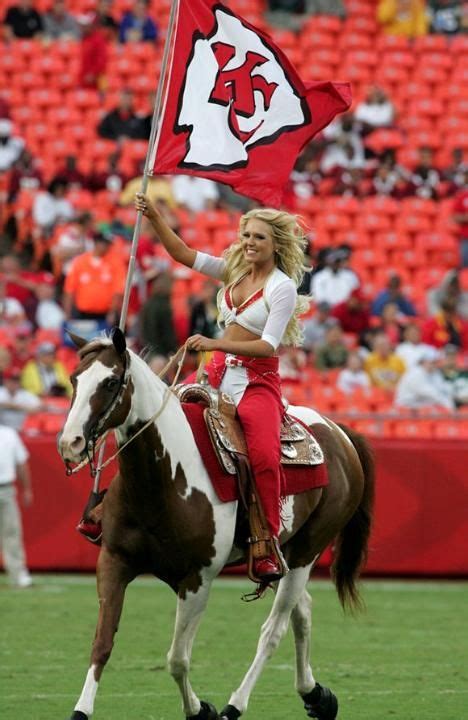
[58, 329, 374, 720]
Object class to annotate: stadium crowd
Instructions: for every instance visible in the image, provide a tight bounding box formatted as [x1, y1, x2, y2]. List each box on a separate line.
[0, 0, 467, 438]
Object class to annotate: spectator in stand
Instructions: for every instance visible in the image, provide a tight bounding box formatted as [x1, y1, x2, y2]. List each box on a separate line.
[119, 0, 158, 44]
[43, 0, 80, 39]
[321, 114, 365, 174]
[0, 119, 25, 173]
[139, 272, 177, 357]
[440, 343, 468, 407]
[355, 86, 395, 134]
[429, 0, 465, 34]
[306, 0, 346, 15]
[95, 0, 118, 39]
[3, 0, 43, 39]
[7, 149, 43, 202]
[88, 152, 127, 193]
[314, 324, 349, 370]
[331, 164, 365, 197]
[32, 178, 74, 236]
[310, 248, 360, 307]
[0, 368, 41, 430]
[98, 89, 146, 141]
[279, 346, 307, 382]
[302, 302, 334, 352]
[0, 423, 34, 588]
[444, 149, 466, 188]
[21, 342, 71, 397]
[78, 12, 108, 90]
[52, 156, 87, 190]
[410, 146, 441, 200]
[331, 287, 370, 337]
[422, 297, 468, 350]
[171, 175, 220, 213]
[0, 347, 12, 385]
[395, 346, 454, 410]
[427, 269, 468, 319]
[50, 212, 94, 277]
[34, 273, 65, 331]
[377, 0, 429, 37]
[452, 168, 468, 268]
[0, 276, 26, 327]
[337, 351, 371, 395]
[10, 329, 33, 370]
[189, 280, 220, 340]
[63, 231, 125, 324]
[372, 273, 417, 317]
[396, 322, 434, 368]
[368, 160, 411, 198]
[289, 148, 324, 203]
[0, 255, 37, 321]
[364, 332, 406, 390]
[373, 301, 405, 345]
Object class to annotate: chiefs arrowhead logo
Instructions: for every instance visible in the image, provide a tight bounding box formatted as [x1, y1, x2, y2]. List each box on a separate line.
[175, 6, 310, 171]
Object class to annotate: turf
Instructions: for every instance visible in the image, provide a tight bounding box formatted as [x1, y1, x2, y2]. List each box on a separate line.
[0, 575, 466, 720]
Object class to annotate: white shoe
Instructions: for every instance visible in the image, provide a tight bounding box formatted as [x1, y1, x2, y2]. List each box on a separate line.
[14, 571, 33, 589]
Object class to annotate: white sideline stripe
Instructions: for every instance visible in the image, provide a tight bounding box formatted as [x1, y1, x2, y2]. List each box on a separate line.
[1, 575, 466, 593]
[3, 689, 468, 701]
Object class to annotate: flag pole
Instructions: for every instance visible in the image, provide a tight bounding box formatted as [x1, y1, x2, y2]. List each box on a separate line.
[91, 0, 180, 494]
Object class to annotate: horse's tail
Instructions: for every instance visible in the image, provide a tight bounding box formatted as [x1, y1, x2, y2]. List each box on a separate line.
[331, 424, 375, 613]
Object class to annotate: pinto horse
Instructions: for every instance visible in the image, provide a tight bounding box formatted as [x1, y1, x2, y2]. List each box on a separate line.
[58, 329, 374, 720]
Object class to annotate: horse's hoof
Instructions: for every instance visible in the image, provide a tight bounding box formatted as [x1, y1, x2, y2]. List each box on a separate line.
[302, 683, 338, 719]
[69, 712, 88, 720]
[219, 704, 242, 719]
[187, 700, 218, 720]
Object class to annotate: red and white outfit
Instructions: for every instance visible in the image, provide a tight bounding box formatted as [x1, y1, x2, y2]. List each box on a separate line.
[191, 251, 297, 537]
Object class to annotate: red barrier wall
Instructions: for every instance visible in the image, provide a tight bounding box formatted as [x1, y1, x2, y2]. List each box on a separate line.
[6, 437, 468, 576]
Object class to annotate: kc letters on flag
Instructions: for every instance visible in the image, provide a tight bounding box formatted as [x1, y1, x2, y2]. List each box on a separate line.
[152, 0, 352, 207]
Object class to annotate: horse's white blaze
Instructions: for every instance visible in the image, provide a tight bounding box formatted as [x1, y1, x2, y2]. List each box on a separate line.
[74, 664, 98, 716]
[280, 494, 295, 534]
[62, 360, 116, 444]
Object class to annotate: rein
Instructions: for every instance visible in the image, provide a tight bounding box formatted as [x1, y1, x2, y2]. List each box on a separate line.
[65, 343, 188, 477]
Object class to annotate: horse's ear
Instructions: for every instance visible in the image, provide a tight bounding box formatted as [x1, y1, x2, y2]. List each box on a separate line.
[111, 327, 126, 356]
[67, 331, 88, 349]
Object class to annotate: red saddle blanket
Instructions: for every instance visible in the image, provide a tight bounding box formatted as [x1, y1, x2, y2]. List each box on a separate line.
[182, 402, 328, 503]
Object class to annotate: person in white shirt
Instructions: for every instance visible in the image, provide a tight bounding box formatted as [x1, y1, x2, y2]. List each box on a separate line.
[32, 178, 74, 235]
[0, 368, 41, 430]
[354, 86, 395, 131]
[395, 347, 454, 410]
[337, 351, 371, 395]
[310, 248, 360, 306]
[396, 323, 434, 369]
[0, 423, 33, 587]
[34, 273, 65, 331]
[171, 175, 219, 213]
[0, 119, 24, 172]
[321, 114, 365, 174]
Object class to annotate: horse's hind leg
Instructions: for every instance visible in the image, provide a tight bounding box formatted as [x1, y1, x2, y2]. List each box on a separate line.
[220, 565, 312, 719]
[68, 548, 131, 720]
[291, 590, 338, 719]
[167, 579, 218, 720]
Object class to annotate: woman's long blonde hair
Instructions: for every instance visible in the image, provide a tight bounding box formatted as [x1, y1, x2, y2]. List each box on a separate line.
[220, 208, 310, 346]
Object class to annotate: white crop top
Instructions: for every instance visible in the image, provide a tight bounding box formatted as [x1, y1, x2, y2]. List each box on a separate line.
[192, 251, 297, 350]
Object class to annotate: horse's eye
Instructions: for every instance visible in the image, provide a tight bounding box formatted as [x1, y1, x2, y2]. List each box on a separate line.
[105, 378, 119, 391]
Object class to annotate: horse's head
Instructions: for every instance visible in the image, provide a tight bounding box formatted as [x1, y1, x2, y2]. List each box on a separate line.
[59, 328, 132, 465]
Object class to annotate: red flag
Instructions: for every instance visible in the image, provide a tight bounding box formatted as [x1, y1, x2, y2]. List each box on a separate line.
[152, 0, 351, 207]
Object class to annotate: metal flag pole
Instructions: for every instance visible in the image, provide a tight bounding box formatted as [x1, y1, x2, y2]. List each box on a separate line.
[91, 0, 180, 494]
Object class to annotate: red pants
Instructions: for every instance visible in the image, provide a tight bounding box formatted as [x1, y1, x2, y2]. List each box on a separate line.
[186, 352, 284, 538]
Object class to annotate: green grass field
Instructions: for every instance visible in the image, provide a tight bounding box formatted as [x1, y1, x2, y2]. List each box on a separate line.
[1, 575, 467, 720]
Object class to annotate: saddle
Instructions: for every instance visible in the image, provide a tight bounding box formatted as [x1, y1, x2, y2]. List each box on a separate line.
[174, 382, 324, 584]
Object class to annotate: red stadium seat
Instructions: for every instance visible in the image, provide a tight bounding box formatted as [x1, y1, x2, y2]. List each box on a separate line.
[414, 35, 448, 53]
[382, 50, 415, 69]
[392, 420, 434, 439]
[303, 16, 343, 35]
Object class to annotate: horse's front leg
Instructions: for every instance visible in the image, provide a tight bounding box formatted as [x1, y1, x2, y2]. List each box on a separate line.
[69, 548, 131, 720]
[220, 565, 313, 720]
[167, 578, 218, 720]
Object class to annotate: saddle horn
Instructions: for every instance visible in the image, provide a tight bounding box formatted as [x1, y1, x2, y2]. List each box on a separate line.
[111, 327, 127, 355]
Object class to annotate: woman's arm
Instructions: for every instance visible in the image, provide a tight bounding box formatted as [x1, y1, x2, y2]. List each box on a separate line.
[135, 193, 197, 268]
[188, 335, 275, 357]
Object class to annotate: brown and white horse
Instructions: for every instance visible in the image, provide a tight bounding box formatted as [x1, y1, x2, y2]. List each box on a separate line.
[58, 329, 374, 720]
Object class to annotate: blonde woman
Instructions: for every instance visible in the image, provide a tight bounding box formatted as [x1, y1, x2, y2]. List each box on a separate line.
[135, 192, 308, 581]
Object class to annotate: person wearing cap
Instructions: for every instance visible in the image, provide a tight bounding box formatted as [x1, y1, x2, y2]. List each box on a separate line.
[0, 422, 34, 588]
[364, 332, 406, 391]
[310, 247, 360, 306]
[63, 231, 125, 325]
[372, 273, 417, 318]
[395, 347, 454, 410]
[0, 368, 41, 430]
[21, 343, 71, 398]
[331, 287, 370, 337]
[0, 275, 26, 326]
[0, 118, 24, 172]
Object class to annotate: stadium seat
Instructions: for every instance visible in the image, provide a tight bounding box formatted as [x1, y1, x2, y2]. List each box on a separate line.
[392, 420, 434, 439]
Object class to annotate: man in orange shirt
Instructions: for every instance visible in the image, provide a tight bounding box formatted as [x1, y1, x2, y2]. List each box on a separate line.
[63, 232, 126, 324]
